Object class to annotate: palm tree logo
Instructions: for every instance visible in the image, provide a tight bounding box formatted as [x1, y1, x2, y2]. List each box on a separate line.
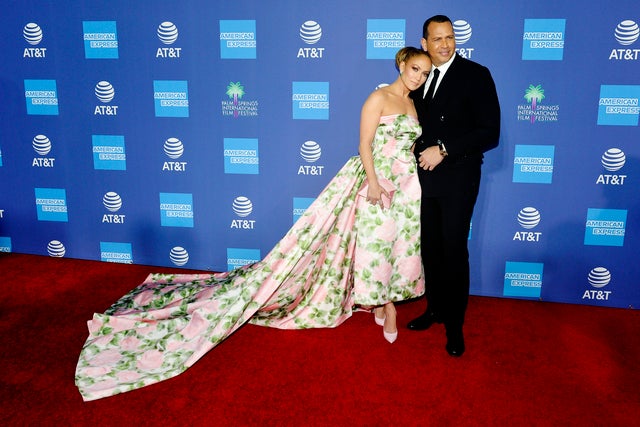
[524, 84, 545, 123]
[226, 82, 245, 118]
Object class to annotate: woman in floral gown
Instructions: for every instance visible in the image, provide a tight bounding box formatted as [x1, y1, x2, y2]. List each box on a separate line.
[75, 47, 431, 401]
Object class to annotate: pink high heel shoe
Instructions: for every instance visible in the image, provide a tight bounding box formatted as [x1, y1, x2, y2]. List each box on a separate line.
[383, 329, 398, 343]
[382, 307, 397, 343]
[374, 313, 385, 326]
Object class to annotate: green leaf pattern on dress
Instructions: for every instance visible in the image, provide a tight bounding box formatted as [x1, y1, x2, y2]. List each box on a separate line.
[75, 114, 424, 401]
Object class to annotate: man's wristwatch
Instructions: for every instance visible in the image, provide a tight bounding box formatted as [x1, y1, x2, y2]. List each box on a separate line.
[437, 139, 448, 157]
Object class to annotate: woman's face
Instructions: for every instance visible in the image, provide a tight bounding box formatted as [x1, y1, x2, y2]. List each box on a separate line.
[400, 55, 431, 90]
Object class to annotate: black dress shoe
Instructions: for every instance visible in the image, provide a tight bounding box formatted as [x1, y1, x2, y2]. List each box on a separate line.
[407, 311, 439, 331]
[445, 329, 465, 357]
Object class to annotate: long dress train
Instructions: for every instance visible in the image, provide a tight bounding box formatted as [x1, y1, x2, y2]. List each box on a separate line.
[75, 114, 424, 401]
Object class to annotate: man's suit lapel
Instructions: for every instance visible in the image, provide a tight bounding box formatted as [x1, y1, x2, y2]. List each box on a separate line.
[431, 55, 462, 107]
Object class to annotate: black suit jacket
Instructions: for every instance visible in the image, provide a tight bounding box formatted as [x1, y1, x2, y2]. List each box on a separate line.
[411, 54, 500, 197]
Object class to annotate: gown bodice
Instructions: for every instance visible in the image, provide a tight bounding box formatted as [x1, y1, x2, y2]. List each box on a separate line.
[372, 114, 422, 165]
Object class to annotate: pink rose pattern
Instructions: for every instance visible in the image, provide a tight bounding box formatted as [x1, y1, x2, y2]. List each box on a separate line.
[352, 115, 424, 305]
[75, 114, 424, 401]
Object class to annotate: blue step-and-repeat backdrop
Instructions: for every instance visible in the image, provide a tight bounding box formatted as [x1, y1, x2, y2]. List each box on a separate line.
[0, 1, 638, 309]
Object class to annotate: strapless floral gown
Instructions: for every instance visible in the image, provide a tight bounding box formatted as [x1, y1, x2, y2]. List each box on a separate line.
[75, 114, 424, 401]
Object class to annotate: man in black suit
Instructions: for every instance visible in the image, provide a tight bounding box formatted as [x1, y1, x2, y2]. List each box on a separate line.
[408, 15, 500, 356]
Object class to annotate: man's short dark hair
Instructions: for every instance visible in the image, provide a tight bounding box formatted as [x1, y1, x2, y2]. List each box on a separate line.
[423, 15, 452, 38]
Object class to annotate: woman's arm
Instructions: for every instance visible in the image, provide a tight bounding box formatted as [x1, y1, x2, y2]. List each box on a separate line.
[358, 91, 389, 206]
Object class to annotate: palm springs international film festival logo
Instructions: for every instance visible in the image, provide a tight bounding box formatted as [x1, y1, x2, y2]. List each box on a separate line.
[609, 20, 639, 60]
[518, 84, 559, 123]
[23, 22, 47, 58]
[583, 267, 612, 301]
[156, 21, 182, 58]
[297, 20, 324, 58]
[453, 19, 474, 59]
[596, 148, 627, 185]
[222, 82, 258, 118]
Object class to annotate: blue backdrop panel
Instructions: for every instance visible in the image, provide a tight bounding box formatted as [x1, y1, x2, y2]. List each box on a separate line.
[0, 0, 638, 309]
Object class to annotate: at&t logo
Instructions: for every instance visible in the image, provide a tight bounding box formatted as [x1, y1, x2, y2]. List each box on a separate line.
[582, 267, 612, 301]
[102, 191, 125, 224]
[297, 20, 324, 58]
[156, 21, 182, 58]
[23, 22, 47, 58]
[609, 20, 639, 60]
[596, 148, 626, 185]
[94, 81, 119, 115]
[162, 137, 187, 171]
[47, 240, 65, 257]
[32, 134, 56, 167]
[453, 19, 474, 58]
[170, 246, 189, 266]
[298, 140, 324, 175]
[231, 196, 255, 229]
[513, 207, 541, 242]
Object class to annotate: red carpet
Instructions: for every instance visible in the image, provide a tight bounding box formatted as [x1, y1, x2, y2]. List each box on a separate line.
[1, 253, 638, 426]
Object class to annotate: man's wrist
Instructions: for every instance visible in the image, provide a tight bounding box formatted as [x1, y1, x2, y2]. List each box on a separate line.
[437, 139, 448, 157]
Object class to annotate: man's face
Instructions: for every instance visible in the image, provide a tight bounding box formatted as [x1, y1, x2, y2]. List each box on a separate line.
[421, 21, 456, 67]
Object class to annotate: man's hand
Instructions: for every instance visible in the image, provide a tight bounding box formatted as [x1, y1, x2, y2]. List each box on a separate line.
[418, 145, 444, 171]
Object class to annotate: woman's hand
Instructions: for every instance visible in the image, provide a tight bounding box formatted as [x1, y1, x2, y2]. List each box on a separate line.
[366, 182, 390, 208]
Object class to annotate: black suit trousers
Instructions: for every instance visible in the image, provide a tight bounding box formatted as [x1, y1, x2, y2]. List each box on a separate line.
[420, 170, 480, 328]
